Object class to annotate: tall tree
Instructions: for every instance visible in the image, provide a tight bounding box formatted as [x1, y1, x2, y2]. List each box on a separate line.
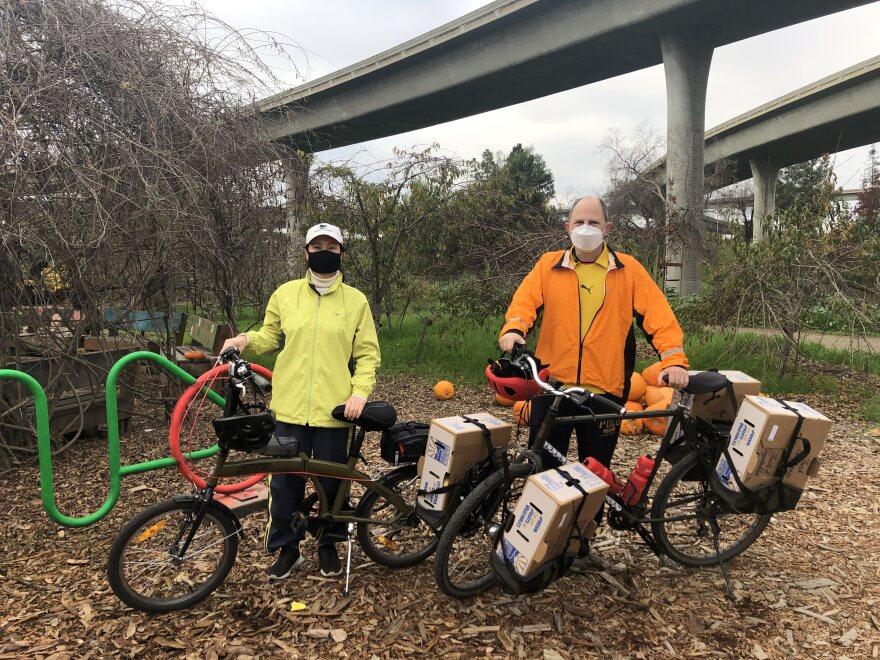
[855, 144, 880, 233]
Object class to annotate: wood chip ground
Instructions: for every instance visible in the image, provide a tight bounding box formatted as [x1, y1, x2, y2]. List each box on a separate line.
[2, 371, 879, 658]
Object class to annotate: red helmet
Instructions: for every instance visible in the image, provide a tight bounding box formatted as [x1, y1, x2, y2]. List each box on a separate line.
[485, 358, 549, 401]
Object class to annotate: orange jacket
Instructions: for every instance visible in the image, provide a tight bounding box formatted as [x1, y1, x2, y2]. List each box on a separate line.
[500, 247, 688, 399]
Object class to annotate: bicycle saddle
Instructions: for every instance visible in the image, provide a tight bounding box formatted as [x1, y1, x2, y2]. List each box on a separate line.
[681, 371, 729, 395]
[331, 401, 398, 431]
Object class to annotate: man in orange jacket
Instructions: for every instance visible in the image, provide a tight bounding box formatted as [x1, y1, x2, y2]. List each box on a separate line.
[499, 196, 689, 472]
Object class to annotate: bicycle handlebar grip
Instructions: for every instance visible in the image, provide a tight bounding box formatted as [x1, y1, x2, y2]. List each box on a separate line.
[588, 392, 627, 415]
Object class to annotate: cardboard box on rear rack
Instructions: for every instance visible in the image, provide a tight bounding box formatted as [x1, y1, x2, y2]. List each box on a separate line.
[495, 461, 609, 578]
[417, 412, 513, 513]
[687, 370, 762, 423]
[715, 395, 832, 496]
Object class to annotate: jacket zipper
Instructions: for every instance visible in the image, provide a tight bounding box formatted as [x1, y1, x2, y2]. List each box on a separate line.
[305, 291, 321, 424]
[577, 271, 608, 387]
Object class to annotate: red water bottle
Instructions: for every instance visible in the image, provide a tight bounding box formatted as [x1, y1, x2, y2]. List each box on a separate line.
[621, 455, 655, 506]
[582, 457, 624, 496]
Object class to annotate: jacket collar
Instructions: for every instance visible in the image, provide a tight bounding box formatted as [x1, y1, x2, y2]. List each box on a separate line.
[552, 245, 624, 272]
[306, 270, 344, 295]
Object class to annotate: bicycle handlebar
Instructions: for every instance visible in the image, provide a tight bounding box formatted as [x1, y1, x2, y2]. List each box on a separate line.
[509, 345, 627, 415]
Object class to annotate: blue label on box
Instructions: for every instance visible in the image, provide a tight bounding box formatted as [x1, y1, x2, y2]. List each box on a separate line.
[500, 537, 520, 562]
[431, 439, 451, 466]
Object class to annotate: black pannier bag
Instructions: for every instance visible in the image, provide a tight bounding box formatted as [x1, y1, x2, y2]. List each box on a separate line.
[380, 421, 430, 465]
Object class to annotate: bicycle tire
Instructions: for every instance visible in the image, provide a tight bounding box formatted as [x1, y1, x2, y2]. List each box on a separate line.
[433, 463, 533, 599]
[107, 498, 239, 612]
[356, 463, 439, 568]
[650, 451, 771, 567]
[169, 364, 273, 494]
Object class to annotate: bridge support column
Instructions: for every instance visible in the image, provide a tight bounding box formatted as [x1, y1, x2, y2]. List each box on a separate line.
[661, 32, 713, 296]
[749, 157, 779, 242]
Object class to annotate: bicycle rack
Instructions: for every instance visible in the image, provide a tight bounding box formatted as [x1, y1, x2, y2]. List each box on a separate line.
[0, 351, 226, 528]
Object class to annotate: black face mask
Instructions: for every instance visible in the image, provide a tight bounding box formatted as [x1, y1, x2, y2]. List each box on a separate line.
[307, 250, 341, 274]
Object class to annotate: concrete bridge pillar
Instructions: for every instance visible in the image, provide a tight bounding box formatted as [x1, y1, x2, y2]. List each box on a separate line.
[661, 32, 713, 296]
[749, 157, 780, 242]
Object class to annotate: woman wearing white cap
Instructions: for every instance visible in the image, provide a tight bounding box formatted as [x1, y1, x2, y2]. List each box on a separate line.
[220, 222, 380, 579]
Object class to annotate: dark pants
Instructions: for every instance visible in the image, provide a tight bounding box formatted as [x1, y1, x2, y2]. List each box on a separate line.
[529, 392, 625, 468]
[264, 422, 350, 553]
[529, 392, 625, 526]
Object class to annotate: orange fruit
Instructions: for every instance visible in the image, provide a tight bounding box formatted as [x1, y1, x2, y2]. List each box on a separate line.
[643, 401, 670, 436]
[433, 380, 455, 400]
[645, 386, 674, 407]
[494, 393, 515, 407]
[512, 400, 531, 427]
[627, 373, 647, 402]
[641, 362, 665, 387]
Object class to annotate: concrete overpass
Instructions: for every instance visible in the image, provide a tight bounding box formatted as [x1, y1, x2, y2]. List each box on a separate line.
[649, 55, 880, 240]
[257, 0, 875, 295]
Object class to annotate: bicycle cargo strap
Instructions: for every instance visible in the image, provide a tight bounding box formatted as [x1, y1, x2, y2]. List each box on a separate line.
[552, 466, 590, 558]
[462, 415, 509, 481]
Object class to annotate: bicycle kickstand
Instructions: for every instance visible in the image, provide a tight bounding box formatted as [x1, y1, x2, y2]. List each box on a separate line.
[711, 519, 736, 602]
[343, 522, 355, 597]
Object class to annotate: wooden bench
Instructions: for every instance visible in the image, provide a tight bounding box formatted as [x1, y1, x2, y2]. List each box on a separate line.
[165, 315, 235, 417]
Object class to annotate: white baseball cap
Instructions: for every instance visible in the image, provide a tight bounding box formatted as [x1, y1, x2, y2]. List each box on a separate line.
[305, 223, 344, 247]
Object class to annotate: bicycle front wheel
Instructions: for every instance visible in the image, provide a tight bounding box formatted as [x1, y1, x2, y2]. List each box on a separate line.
[433, 463, 533, 599]
[107, 498, 239, 613]
[356, 463, 439, 568]
[650, 451, 771, 567]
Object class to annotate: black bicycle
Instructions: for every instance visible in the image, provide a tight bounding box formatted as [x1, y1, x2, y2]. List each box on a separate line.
[107, 348, 438, 612]
[433, 346, 771, 599]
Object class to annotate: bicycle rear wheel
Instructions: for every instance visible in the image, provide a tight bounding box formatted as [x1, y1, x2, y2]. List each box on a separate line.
[356, 463, 439, 567]
[650, 451, 771, 567]
[107, 498, 239, 612]
[433, 463, 532, 599]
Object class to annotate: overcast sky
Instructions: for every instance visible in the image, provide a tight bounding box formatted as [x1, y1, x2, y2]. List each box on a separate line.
[203, 1, 880, 203]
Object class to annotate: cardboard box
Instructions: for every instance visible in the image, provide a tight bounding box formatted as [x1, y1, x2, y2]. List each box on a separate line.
[715, 395, 832, 493]
[495, 462, 609, 578]
[688, 370, 762, 423]
[417, 412, 512, 512]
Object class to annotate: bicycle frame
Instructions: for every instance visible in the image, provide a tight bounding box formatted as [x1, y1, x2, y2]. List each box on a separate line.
[522, 392, 725, 554]
[207, 451, 413, 527]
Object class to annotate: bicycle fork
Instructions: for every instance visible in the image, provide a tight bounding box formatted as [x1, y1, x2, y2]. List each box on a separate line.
[171, 489, 216, 562]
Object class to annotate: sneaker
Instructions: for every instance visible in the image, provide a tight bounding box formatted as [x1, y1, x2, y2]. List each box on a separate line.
[318, 544, 343, 577]
[266, 545, 303, 580]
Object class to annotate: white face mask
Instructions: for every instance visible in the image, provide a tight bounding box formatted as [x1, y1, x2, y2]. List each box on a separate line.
[570, 224, 605, 251]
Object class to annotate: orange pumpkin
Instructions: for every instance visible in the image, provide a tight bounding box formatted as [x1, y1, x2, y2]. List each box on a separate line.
[494, 393, 515, 407]
[642, 401, 670, 436]
[433, 380, 455, 400]
[620, 418, 643, 436]
[512, 400, 531, 427]
[641, 362, 665, 387]
[627, 373, 648, 403]
[624, 400, 644, 413]
[645, 386, 674, 407]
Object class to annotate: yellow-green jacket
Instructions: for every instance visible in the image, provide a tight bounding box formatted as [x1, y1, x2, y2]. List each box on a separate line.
[245, 275, 380, 427]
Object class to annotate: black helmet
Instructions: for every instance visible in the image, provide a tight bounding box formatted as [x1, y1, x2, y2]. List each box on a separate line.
[212, 412, 275, 452]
